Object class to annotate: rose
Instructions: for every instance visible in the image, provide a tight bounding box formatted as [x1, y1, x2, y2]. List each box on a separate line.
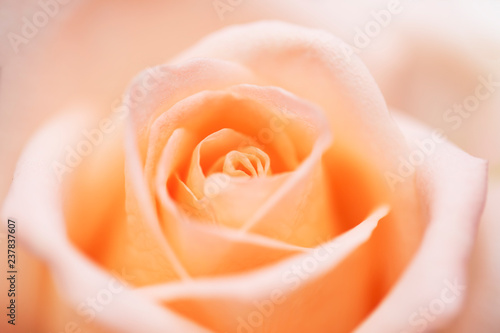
[1, 19, 489, 333]
[1, 1, 496, 330]
[1, 4, 498, 333]
[2, 1, 499, 332]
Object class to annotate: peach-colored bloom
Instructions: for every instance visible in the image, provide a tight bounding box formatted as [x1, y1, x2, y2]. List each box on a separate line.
[1, 20, 488, 333]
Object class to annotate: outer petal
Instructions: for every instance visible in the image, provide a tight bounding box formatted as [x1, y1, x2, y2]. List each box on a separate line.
[442, 179, 500, 333]
[354, 112, 488, 333]
[139, 206, 389, 333]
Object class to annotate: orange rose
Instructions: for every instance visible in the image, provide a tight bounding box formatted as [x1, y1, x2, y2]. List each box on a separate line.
[1, 21, 488, 333]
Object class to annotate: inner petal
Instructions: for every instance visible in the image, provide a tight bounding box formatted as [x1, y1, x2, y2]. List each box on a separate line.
[225, 151, 257, 177]
[184, 128, 281, 200]
[149, 84, 336, 247]
[212, 147, 271, 178]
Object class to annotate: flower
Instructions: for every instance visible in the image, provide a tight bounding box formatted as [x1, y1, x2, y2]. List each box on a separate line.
[1, 20, 488, 333]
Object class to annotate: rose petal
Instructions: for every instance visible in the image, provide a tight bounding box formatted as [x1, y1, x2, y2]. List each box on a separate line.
[154, 128, 306, 277]
[138, 206, 389, 333]
[354, 112, 488, 333]
[442, 179, 500, 333]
